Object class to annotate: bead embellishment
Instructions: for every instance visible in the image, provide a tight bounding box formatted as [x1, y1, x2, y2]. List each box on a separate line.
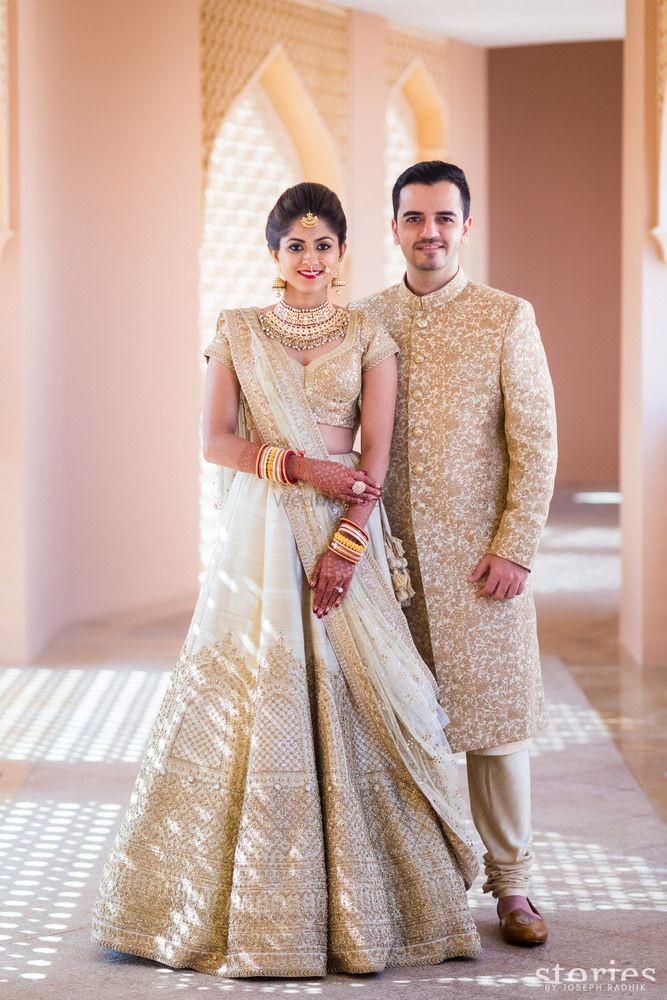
[259, 299, 348, 350]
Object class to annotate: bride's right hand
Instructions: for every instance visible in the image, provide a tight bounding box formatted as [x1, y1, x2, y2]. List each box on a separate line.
[290, 455, 382, 505]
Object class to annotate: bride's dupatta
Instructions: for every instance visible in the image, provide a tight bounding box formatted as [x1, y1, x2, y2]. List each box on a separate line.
[226, 309, 478, 888]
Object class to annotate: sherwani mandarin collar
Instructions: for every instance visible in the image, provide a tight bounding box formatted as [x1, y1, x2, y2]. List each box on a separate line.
[397, 267, 469, 311]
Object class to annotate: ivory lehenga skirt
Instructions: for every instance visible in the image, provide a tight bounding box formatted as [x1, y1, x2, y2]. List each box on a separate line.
[91, 454, 481, 978]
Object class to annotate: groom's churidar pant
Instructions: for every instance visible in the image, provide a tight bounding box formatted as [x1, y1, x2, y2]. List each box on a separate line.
[466, 739, 533, 898]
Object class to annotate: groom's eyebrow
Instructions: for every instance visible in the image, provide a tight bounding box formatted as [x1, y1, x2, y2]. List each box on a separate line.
[400, 210, 457, 219]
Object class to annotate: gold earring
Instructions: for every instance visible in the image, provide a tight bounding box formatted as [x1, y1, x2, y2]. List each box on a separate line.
[330, 262, 346, 295]
[272, 269, 287, 297]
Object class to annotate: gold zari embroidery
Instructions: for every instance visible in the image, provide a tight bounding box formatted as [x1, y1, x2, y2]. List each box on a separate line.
[351, 272, 558, 752]
[92, 305, 481, 978]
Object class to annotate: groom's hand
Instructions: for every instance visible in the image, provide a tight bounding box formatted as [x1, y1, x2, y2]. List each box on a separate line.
[469, 553, 529, 601]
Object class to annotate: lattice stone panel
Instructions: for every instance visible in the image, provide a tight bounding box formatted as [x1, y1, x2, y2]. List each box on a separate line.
[201, 0, 349, 174]
[384, 88, 417, 286]
[199, 81, 301, 570]
[386, 24, 449, 99]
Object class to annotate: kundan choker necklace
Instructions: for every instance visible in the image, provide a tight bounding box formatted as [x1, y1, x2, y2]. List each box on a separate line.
[259, 299, 348, 350]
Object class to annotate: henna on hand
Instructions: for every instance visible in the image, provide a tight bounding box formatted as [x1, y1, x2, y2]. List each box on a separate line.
[297, 456, 382, 505]
[310, 549, 356, 617]
[238, 441, 262, 475]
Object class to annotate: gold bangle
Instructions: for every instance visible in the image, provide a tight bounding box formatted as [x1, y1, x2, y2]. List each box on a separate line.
[266, 447, 278, 481]
[338, 524, 369, 547]
[329, 540, 361, 564]
[332, 531, 364, 553]
[262, 446, 274, 480]
[329, 532, 365, 564]
[256, 445, 303, 485]
[340, 517, 369, 542]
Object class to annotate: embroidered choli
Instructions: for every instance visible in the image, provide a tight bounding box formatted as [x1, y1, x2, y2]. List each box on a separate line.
[204, 308, 398, 431]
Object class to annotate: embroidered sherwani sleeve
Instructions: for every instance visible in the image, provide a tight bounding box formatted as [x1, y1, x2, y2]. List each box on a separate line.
[487, 299, 557, 570]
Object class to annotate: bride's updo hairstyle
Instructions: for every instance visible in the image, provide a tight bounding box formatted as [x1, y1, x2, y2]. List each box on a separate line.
[265, 182, 347, 250]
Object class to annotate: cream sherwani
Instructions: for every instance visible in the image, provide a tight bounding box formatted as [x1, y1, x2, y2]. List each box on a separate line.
[352, 269, 557, 755]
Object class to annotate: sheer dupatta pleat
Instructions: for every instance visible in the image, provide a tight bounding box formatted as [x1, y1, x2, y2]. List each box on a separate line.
[225, 308, 478, 888]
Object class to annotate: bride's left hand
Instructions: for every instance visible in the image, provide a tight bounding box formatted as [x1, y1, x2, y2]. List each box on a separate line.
[310, 550, 356, 618]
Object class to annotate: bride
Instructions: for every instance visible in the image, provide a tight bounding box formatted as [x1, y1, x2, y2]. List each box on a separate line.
[91, 182, 481, 978]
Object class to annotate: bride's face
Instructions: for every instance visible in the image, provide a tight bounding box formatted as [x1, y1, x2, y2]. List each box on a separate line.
[270, 219, 345, 296]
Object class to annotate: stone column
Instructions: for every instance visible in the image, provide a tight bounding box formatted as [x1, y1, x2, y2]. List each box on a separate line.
[347, 10, 387, 301]
[620, 0, 667, 665]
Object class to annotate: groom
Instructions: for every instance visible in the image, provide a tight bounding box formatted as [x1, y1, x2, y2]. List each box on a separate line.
[352, 161, 557, 946]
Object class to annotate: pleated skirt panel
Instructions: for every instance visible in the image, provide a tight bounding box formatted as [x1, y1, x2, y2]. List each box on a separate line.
[91, 459, 481, 977]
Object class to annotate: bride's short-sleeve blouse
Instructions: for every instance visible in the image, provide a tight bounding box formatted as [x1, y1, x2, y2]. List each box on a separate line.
[203, 312, 235, 368]
[203, 308, 398, 431]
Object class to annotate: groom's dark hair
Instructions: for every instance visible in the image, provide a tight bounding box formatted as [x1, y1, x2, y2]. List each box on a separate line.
[392, 161, 471, 221]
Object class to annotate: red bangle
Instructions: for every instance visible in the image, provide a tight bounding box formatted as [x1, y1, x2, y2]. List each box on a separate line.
[339, 517, 369, 543]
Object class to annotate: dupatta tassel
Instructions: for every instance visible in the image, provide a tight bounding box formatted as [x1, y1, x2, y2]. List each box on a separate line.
[379, 502, 415, 606]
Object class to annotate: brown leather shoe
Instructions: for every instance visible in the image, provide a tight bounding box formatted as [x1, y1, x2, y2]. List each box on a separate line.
[498, 898, 548, 946]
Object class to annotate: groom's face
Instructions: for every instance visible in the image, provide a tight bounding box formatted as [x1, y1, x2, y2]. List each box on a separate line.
[392, 181, 472, 276]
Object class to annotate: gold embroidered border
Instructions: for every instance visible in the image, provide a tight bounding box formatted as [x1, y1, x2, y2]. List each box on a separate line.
[224, 308, 479, 888]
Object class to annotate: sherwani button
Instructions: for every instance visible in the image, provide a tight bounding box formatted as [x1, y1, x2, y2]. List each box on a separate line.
[413, 464, 425, 476]
[412, 426, 424, 438]
[411, 389, 424, 401]
[414, 500, 426, 512]
[416, 318, 428, 329]
[413, 352, 426, 364]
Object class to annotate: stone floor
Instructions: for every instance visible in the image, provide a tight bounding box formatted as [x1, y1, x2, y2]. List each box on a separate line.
[1, 491, 666, 1000]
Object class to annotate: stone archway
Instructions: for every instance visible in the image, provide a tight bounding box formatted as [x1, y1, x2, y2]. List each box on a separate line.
[198, 47, 343, 566]
[395, 59, 449, 162]
[384, 60, 450, 284]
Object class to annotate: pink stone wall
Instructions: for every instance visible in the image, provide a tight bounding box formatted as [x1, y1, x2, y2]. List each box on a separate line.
[0, 0, 27, 661]
[489, 41, 623, 488]
[0, 2, 489, 661]
[619, 0, 667, 665]
[448, 39, 489, 282]
[9, 0, 201, 659]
